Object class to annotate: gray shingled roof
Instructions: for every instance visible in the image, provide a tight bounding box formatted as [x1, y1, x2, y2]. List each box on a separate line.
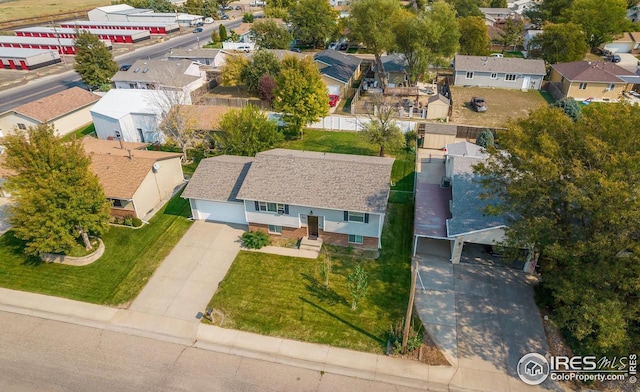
[447, 156, 505, 236]
[424, 123, 457, 135]
[314, 50, 362, 84]
[168, 48, 222, 60]
[454, 55, 546, 75]
[445, 141, 487, 158]
[111, 59, 199, 88]
[182, 155, 254, 202]
[236, 149, 394, 214]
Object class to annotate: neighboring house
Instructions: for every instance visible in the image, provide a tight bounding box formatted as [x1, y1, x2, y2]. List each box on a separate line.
[90, 89, 167, 143]
[453, 55, 546, 90]
[233, 23, 255, 43]
[0, 87, 99, 138]
[628, 3, 640, 23]
[412, 141, 506, 265]
[167, 48, 230, 67]
[111, 59, 206, 103]
[548, 61, 636, 101]
[183, 149, 394, 249]
[82, 137, 184, 219]
[373, 54, 408, 87]
[523, 29, 542, 53]
[426, 94, 450, 120]
[479, 7, 517, 26]
[603, 33, 636, 54]
[508, 0, 541, 15]
[314, 50, 362, 98]
[160, 105, 231, 132]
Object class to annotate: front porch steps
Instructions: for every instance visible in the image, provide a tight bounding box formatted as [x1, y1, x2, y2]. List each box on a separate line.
[299, 236, 323, 252]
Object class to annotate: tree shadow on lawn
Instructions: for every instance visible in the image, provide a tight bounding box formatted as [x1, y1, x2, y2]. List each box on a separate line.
[0, 231, 44, 266]
[298, 296, 385, 348]
[301, 273, 348, 306]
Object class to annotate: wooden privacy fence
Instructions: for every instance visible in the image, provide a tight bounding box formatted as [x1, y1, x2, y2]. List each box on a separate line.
[455, 125, 505, 139]
[199, 96, 271, 109]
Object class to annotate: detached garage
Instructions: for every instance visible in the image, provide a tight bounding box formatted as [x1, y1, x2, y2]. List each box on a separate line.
[418, 123, 457, 150]
[182, 155, 253, 225]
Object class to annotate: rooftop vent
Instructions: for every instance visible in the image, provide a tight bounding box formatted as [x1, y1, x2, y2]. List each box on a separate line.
[133, 67, 140, 73]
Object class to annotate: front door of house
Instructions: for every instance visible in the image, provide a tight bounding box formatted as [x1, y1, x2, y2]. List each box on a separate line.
[308, 215, 319, 240]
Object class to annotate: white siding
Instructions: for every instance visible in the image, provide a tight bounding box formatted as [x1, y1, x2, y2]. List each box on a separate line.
[0, 112, 39, 136]
[243, 200, 384, 238]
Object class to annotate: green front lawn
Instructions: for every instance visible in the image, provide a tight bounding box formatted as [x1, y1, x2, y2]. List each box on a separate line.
[283, 129, 415, 192]
[0, 194, 193, 305]
[207, 201, 414, 353]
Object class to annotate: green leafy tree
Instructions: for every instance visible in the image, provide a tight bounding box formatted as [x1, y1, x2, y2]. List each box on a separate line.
[219, 24, 228, 41]
[475, 104, 640, 356]
[184, 0, 204, 15]
[243, 13, 255, 23]
[395, 2, 459, 84]
[529, 22, 588, 63]
[360, 99, 405, 156]
[289, 0, 338, 48]
[273, 56, 329, 137]
[210, 30, 221, 43]
[445, 0, 483, 17]
[221, 55, 249, 86]
[347, 264, 369, 310]
[567, 0, 628, 48]
[551, 98, 581, 121]
[241, 50, 281, 93]
[490, 0, 507, 6]
[496, 18, 525, 53]
[114, 0, 175, 12]
[202, 0, 218, 17]
[252, 19, 293, 49]
[458, 16, 491, 56]
[475, 129, 494, 148]
[3, 124, 111, 256]
[347, 0, 402, 89]
[525, 0, 573, 25]
[215, 0, 233, 10]
[74, 31, 119, 89]
[215, 104, 284, 156]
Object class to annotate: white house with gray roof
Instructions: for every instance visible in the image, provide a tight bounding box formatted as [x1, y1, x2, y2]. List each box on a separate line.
[183, 149, 394, 249]
[453, 55, 546, 90]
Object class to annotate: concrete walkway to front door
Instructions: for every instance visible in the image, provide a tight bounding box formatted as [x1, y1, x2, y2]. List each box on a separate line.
[128, 221, 246, 321]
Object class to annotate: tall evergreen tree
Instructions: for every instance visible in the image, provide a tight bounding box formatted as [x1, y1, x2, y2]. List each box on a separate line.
[3, 124, 111, 256]
[74, 31, 119, 90]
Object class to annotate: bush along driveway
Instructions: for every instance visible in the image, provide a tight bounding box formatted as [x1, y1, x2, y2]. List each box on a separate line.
[0, 194, 193, 306]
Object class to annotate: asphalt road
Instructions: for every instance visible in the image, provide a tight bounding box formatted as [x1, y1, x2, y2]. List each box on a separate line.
[0, 19, 242, 113]
[0, 311, 422, 392]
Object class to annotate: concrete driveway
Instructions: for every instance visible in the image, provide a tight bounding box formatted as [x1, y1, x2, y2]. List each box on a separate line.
[0, 198, 12, 236]
[414, 254, 561, 392]
[129, 221, 246, 321]
[616, 53, 639, 72]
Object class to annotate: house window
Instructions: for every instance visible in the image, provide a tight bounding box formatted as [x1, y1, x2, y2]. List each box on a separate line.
[268, 225, 282, 234]
[347, 211, 365, 223]
[110, 198, 127, 208]
[348, 234, 363, 244]
[17, 123, 26, 130]
[137, 128, 144, 142]
[258, 201, 268, 211]
[490, 73, 498, 79]
[256, 201, 288, 214]
[129, 83, 136, 89]
[465, 71, 474, 79]
[606, 83, 615, 91]
[579, 82, 587, 90]
[505, 74, 517, 81]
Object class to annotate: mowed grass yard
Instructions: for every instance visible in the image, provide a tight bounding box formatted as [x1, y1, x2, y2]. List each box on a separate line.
[207, 129, 416, 353]
[450, 86, 551, 128]
[208, 202, 413, 353]
[0, 194, 193, 306]
[0, 0, 109, 22]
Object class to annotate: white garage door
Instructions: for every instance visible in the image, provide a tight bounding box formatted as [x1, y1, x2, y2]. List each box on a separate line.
[194, 199, 247, 224]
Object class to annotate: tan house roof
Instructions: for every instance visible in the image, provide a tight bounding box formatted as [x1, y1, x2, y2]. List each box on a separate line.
[233, 23, 253, 36]
[82, 138, 181, 199]
[162, 105, 232, 131]
[612, 32, 634, 43]
[551, 61, 636, 83]
[630, 32, 640, 43]
[10, 87, 99, 123]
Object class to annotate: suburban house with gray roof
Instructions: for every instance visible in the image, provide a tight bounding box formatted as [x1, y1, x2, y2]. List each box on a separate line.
[413, 141, 506, 264]
[111, 58, 206, 103]
[183, 149, 394, 249]
[314, 50, 363, 98]
[453, 55, 546, 90]
[548, 61, 636, 101]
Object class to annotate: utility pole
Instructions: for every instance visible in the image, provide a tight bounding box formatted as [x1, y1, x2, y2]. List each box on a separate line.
[401, 258, 418, 354]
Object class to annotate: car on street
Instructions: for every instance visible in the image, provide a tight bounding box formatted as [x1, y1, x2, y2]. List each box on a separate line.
[235, 5, 242, 10]
[221, 14, 229, 20]
[193, 27, 203, 33]
[470, 97, 487, 112]
[328, 94, 340, 107]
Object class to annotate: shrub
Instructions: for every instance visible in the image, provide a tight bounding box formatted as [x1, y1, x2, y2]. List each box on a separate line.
[476, 129, 495, 148]
[241, 231, 270, 249]
[552, 97, 581, 121]
[404, 130, 417, 150]
[210, 31, 220, 43]
[132, 218, 143, 227]
[242, 13, 254, 23]
[123, 215, 134, 227]
[388, 317, 423, 355]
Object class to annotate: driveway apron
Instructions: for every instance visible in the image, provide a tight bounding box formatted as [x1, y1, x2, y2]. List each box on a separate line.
[129, 221, 246, 321]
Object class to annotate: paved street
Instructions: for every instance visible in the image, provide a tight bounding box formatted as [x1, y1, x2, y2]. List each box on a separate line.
[0, 311, 424, 392]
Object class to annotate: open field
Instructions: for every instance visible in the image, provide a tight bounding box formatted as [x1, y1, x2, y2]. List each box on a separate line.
[0, 0, 109, 24]
[450, 86, 551, 128]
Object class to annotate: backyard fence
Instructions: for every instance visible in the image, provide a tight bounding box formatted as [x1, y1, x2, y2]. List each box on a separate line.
[455, 125, 505, 140]
[307, 115, 416, 133]
[199, 96, 271, 109]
